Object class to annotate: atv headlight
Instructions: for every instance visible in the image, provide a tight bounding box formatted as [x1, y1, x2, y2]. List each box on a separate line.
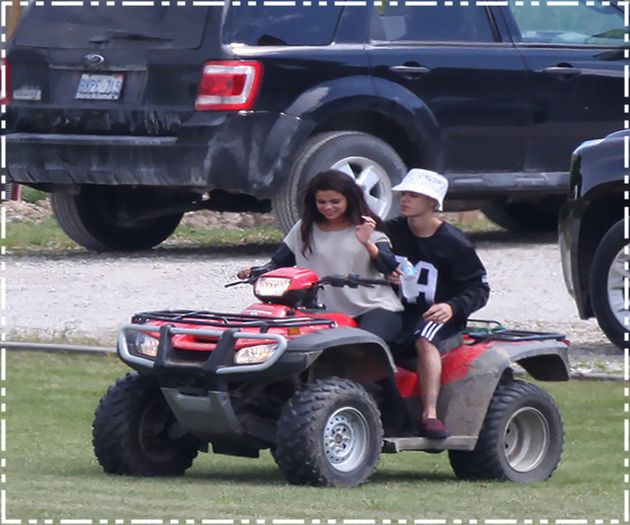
[134, 332, 159, 358]
[254, 277, 291, 297]
[234, 344, 277, 365]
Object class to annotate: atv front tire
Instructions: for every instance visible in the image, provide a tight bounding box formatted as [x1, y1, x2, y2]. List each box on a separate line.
[274, 377, 383, 487]
[93, 372, 199, 476]
[448, 380, 563, 482]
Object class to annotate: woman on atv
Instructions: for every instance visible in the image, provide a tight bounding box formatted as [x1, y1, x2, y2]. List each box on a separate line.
[238, 170, 408, 431]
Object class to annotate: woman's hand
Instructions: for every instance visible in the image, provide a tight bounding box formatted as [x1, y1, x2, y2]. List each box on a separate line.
[355, 216, 376, 245]
[237, 267, 252, 280]
[423, 303, 454, 324]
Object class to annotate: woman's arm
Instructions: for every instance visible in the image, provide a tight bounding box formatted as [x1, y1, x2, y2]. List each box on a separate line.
[237, 242, 296, 279]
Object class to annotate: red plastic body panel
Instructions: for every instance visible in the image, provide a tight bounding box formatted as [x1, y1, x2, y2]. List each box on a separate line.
[395, 336, 491, 398]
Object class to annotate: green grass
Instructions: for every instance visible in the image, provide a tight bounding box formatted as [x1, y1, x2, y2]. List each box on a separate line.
[19, 187, 48, 203]
[4, 351, 623, 520]
[5, 202, 495, 252]
[6, 218, 283, 252]
[168, 224, 283, 248]
[7, 218, 81, 251]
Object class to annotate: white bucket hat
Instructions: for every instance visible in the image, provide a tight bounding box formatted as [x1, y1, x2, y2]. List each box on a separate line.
[391, 168, 449, 211]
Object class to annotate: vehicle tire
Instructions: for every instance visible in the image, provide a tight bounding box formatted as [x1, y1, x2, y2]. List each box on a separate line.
[92, 372, 200, 476]
[273, 131, 406, 233]
[448, 380, 563, 482]
[482, 200, 561, 233]
[273, 377, 383, 487]
[51, 186, 184, 251]
[590, 219, 628, 349]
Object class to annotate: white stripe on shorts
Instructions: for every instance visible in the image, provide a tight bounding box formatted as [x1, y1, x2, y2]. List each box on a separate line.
[420, 321, 444, 341]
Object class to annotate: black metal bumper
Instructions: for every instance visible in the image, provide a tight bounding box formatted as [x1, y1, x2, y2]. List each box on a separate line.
[6, 111, 310, 196]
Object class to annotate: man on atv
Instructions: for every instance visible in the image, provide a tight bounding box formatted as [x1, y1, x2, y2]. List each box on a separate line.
[386, 169, 490, 439]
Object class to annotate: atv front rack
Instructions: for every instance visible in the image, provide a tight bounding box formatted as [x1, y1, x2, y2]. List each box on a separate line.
[132, 310, 335, 332]
[118, 323, 288, 374]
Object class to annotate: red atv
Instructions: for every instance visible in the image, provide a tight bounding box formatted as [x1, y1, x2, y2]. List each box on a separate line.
[92, 266, 569, 487]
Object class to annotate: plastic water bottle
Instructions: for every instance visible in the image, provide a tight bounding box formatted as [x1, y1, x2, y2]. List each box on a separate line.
[396, 256, 418, 303]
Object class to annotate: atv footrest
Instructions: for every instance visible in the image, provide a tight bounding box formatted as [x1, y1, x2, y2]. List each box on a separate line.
[382, 435, 476, 453]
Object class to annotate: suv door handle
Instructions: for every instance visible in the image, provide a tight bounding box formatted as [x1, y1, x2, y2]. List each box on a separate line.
[389, 65, 431, 76]
[543, 66, 582, 77]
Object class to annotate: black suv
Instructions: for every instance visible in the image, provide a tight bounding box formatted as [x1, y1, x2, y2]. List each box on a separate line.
[559, 130, 626, 350]
[5, 3, 625, 251]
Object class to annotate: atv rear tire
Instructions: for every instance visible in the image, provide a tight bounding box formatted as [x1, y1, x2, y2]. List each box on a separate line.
[448, 380, 563, 482]
[51, 187, 183, 252]
[274, 377, 383, 487]
[93, 372, 199, 476]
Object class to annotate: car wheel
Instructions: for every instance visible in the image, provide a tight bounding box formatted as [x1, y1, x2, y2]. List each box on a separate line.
[273, 377, 383, 487]
[482, 200, 562, 233]
[590, 219, 628, 349]
[92, 372, 200, 476]
[448, 380, 563, 482]
[272, 131, 406, 233]
[51, 186, 184, 251]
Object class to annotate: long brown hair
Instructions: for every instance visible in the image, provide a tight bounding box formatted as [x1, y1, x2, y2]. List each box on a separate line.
[300, 170, 382, 256]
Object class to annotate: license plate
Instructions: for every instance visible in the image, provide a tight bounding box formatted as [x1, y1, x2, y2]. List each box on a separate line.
[75, 73, 124, 100]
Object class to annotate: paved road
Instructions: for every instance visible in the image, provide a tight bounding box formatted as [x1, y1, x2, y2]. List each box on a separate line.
[9, 231, 615, 359]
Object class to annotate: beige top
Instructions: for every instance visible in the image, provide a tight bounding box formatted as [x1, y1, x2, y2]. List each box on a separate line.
[284, 221, 403, 317]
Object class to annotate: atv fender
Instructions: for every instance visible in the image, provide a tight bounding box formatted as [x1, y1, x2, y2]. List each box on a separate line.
[286, 327, 396, 385]
[439, 339, 569, 446]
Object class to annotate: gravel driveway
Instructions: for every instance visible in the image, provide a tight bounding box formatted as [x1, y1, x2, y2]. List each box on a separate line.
[9, 231, 614, 357]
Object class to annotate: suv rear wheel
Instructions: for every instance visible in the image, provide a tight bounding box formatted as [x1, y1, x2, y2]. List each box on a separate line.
[590, 219, 628, 349]
[273, 131, 406, 233]
[51, 186, 184, 252]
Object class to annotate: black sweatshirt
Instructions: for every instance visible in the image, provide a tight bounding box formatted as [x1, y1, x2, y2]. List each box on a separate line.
[385, 217, 490, 329]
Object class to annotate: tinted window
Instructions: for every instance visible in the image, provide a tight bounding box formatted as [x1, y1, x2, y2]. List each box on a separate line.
[371, 5, 496, 43]
[224, 6, 343, 46]
[13, 5, 210, 49]
[509, 1, 625, 45]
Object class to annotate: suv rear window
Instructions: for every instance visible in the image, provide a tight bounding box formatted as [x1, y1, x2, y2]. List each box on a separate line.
[223, 5, 343, 46]
[13, 5, 209, 49]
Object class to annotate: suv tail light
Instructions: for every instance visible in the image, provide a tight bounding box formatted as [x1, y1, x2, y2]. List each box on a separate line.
[1, 58, 10, 106]
[195, 61, 262, 111]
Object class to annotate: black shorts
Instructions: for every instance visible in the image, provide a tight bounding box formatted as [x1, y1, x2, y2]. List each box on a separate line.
[391, 311, 463, 360]
[413, 319, 462, 355]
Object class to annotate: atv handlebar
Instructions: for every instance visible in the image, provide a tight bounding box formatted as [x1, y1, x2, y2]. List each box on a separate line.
[319, 274, 391, 288]
[225, 266, 271, 288]
[225, 270, 392, 289]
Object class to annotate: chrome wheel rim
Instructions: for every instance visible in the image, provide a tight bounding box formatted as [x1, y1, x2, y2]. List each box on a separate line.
[323, 407, 369, 472]
[331, 156, 392, 218]
[503, 407, 549, 473]
[607, 244, 630, 328]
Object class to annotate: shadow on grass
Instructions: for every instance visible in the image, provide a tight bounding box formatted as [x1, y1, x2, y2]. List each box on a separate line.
[69, 464, 456, 486]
